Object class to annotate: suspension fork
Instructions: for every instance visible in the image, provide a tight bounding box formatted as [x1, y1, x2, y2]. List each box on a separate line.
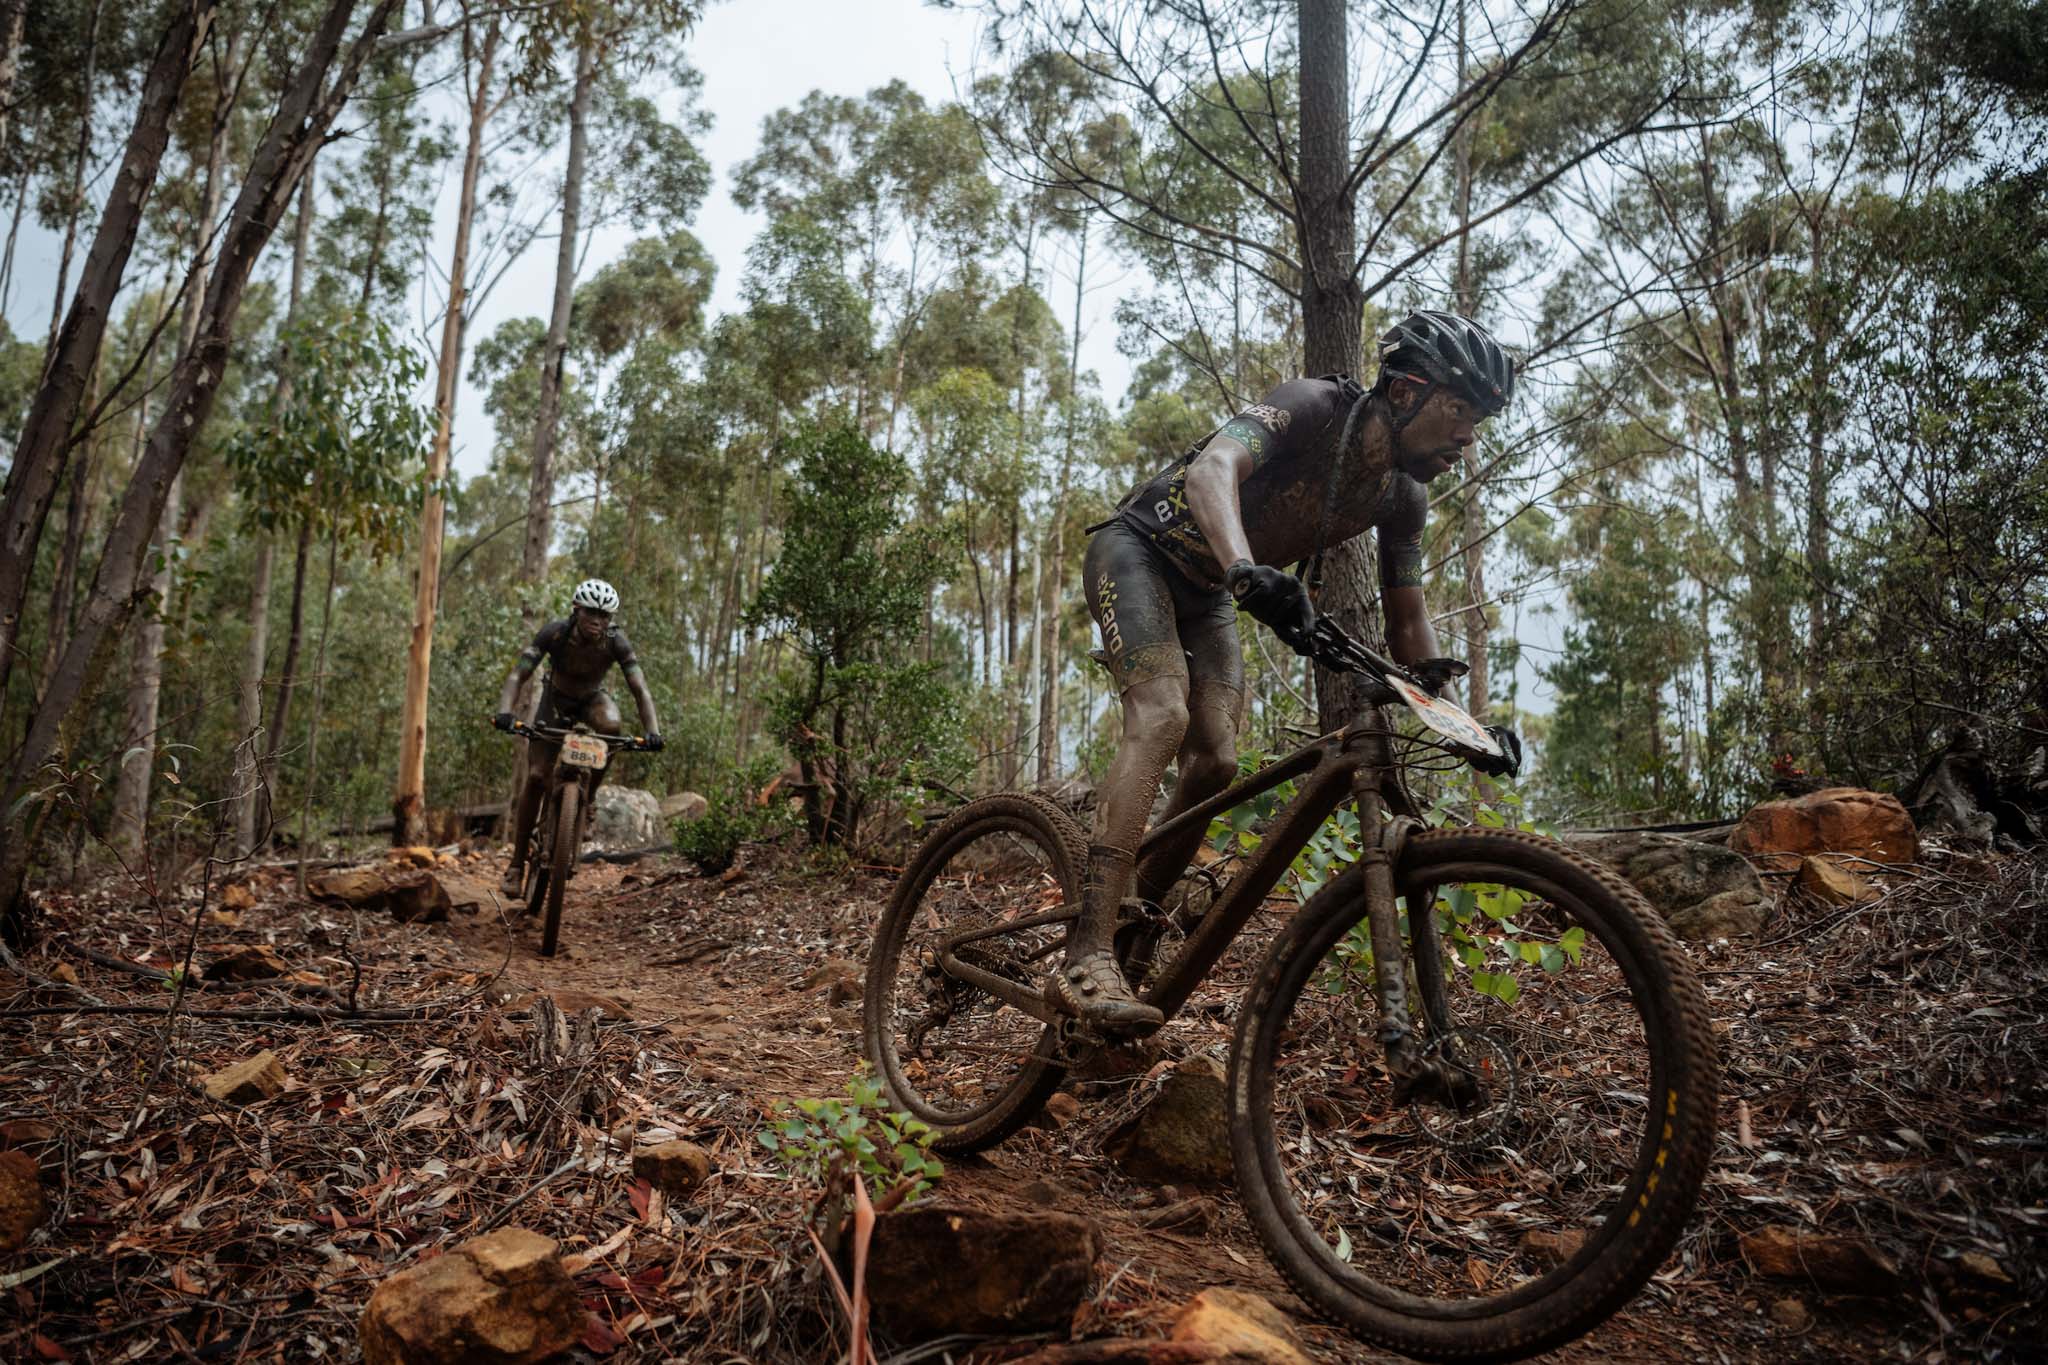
[1351, 766, 1424, 1080]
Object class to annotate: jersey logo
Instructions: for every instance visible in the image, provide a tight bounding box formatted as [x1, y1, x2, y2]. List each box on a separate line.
[1154, 499, 1174, 522]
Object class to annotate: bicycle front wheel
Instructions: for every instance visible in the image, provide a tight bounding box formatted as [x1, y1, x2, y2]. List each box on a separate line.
[863, 793, 1084, 1152]
[539, 784, 578, 958]
[1230, 827, 1717, 1363]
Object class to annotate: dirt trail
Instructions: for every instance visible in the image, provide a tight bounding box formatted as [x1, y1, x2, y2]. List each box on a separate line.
[5, 844, 2039, 1362]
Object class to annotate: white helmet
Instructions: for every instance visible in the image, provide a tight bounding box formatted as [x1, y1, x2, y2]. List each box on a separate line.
[570, 578, 619, 614]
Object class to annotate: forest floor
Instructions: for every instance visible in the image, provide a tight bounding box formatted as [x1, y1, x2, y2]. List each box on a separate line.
[2, 833, 2043, 1364]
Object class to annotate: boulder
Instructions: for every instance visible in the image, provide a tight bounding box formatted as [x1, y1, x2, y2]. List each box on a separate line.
[631, 1141, 712, 1196]
[660, 790, 708, 823]
[1106, 1055, 1233, 1186]
[391, 846, 439, 868]
[204, 944, 291, 981]
[590, 787, 662, 848]
[1739, 1225, 1905, 1295]
[0, 1149, 48, 1254]
[1170, 1289, 1311, 1365]
[307, 864, 493, 922]
[202, 1051, 288, 1104]
[358, 1227, 580, 1365]
[866, 1205, 1099, 1341]
[1729, 787, 1918, 873]
[1564, 832, 1766, 940]
[1797, 855, 1878, 907]
[308, 867, 391, 906]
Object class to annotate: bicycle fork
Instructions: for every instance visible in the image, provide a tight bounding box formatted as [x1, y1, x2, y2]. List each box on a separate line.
[1351, 768, 1478, 1111]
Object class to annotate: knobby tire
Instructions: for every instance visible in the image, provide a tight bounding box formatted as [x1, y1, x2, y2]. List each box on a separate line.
[1229, 826, 1717, 1362]
[864, 792, 1087, 1152]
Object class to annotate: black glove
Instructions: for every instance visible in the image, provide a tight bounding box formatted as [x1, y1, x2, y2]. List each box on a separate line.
[492, 711, 516, 732]
[1471, 725, 1523, 779]
[644, 731, 665, 752]
[1410, 657, 1470, 696]
[1225, 560, 1316, 651]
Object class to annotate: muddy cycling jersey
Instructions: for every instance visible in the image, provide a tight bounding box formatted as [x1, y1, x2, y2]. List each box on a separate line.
[518, 619, 643, 701]
[1111, 374, 1428, 591]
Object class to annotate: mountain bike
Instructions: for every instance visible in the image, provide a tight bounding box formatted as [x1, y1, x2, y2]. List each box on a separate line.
[503, 720, 652, 957]
[861, 619, 1717, 1363]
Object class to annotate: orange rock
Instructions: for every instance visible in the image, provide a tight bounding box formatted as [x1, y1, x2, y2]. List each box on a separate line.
[1729, 787, 1917, 873]
[1170, 1289, 1311, 1364]
[0, 1149, 48, 1253]
[358, 1227, 578, 1365]
[219, 881, 256, 911]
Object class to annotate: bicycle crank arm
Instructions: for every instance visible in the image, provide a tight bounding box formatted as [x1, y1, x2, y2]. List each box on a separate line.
[934, 950, 1062, 1026]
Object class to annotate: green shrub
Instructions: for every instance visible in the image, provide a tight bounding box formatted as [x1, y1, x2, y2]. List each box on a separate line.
[673, 754, 789, 873]
[758, 1072, 943, 1207]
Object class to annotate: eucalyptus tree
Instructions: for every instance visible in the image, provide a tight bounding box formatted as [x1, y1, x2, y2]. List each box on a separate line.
[2, 0, 409, 919]
[516, 9, 709, 608]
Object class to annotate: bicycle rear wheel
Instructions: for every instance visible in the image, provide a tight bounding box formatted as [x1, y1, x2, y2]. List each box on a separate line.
[863, 793, 1084, 1152]
[1230, 827, 1717, 1362]
[525, 794, 554, 921]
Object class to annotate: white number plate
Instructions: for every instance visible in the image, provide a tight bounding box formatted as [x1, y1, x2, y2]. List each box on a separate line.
[560, 733, 609, 770]
[1389, 675, 1501, 757]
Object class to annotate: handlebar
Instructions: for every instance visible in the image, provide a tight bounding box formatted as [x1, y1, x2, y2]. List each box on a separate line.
[502, 720, 654, 752]
[1299, 616, 1407, 684]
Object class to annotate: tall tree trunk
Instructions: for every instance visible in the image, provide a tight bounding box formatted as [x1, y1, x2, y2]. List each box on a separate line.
[5, 0, 402, 910]
[1453, 0, 1488, 726]
[521, 30, 597, 595]
[1036, 217, 1086, 785]
[0, 168, 27, 311]
[1297, 0, 1371, 729]
[110, 26, 236, 860]
[0, 0, 27, 154]
[294, 535, 339, 896]
[41, 0, 104, 362]
[36, 361, 99, 701]
[0, 0, 198, 710]
[1804, 224, 1830, 749]
[1003, 511, 1020, 785]
[395, 18, 498, 845]
[234, 169, 314, 854]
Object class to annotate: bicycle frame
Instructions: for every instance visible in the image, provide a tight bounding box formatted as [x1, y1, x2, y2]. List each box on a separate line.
[937, 692, 1456, 1083]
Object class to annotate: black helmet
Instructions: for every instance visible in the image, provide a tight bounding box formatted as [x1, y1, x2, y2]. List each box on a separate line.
[1376, 310, 1515, 416]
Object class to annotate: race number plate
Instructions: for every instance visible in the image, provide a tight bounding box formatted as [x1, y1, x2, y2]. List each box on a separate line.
[560, 732, 609, 770]
[1388, 675, 1502, 757]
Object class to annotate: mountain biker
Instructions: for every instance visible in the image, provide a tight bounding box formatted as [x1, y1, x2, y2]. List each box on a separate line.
[1055, 310, 1525, 1029]
[492, 578, 664, 897]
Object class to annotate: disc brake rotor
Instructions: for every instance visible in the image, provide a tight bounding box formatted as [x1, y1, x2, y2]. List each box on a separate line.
[1409, 1027, 1519, 1153]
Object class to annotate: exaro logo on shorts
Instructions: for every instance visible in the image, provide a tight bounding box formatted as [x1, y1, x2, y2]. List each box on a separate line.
[1095, 571, 1124, 661]
[1152, 477, 1190, 526]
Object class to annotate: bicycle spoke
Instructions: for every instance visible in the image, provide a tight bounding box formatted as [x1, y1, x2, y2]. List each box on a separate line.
[1265, 866, 1663, 1305]
[876, 822, 1068, 1125]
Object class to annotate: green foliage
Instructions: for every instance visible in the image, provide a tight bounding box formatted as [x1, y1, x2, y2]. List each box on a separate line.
[757, 1072, 944, 1205]
[224, 309, 430, 557]
[673, 754, 791, 873]
[746, 424, 962, 847]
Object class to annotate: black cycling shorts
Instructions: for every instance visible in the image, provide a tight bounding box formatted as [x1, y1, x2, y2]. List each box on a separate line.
[533, 680, 621, 733]
[1084, 519, 1244, 698]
